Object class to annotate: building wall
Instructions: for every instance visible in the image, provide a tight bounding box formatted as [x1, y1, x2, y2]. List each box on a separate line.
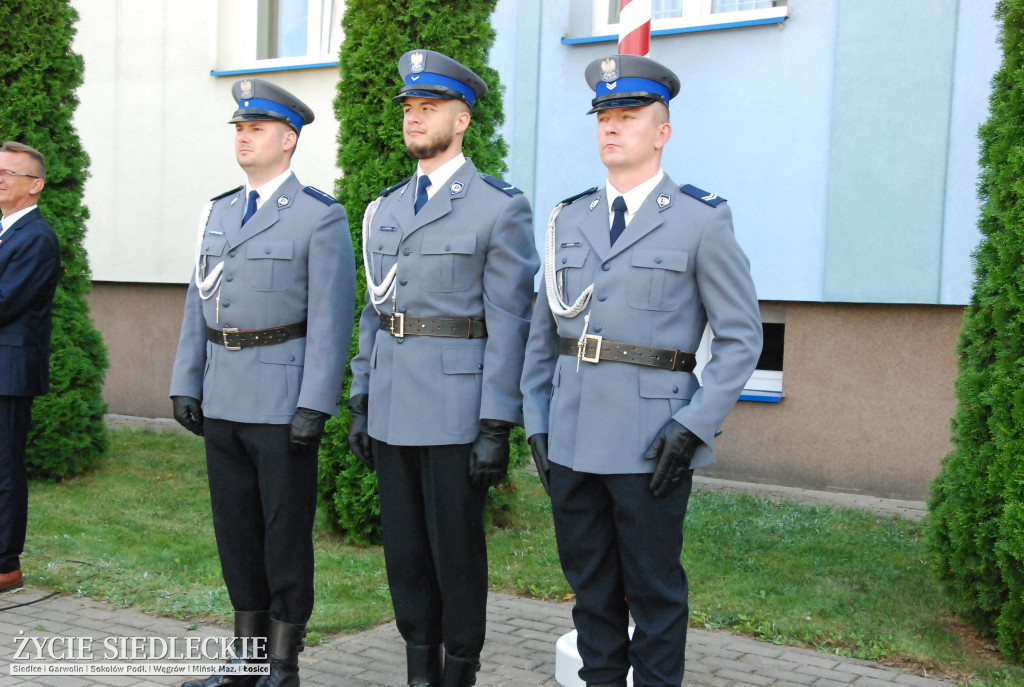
[711, 301, 962, 500]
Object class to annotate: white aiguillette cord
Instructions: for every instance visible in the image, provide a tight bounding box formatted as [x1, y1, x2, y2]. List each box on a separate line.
[361, 196, 398, 314]
[194, 201, 224, 300]
[544, 202, 596, 372]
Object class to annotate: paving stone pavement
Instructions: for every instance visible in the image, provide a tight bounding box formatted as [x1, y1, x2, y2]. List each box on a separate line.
[0, 585, 955, 687]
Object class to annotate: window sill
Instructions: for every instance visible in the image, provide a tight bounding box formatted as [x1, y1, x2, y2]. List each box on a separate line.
[210, 60, 338, 77]
[561, 15, 786, 45]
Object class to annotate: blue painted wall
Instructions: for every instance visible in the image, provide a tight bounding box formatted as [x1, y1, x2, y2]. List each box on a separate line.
[490, 0, 999, 305]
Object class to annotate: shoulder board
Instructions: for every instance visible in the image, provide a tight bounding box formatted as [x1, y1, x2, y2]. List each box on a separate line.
[379, 177, 412, 198]
[303, 186, 338, 205]
[479, 174, 523, 196]
[560, 187, 599, 206]
[680, 184, 726, 207]
[210, 185, 243, 202]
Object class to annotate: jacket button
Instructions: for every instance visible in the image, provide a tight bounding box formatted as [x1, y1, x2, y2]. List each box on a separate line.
[399, 278, 408, 286]
[403, 248, 411, 255]
[602, 262, 610, 271]
[225, 275, 234, 282]
[655, 257, 664, 264]
[378, 244, 383, 250]
[222, 300, 230, 308]
[228, 249, 237, 258]
[562, 257, 567, 264]
[597, 293, 607, 302]
[289, 356, 296, 362]
[592, 324, 602, 333]
[265, 247, 272, 254]
[477, 363, 484, 370]
[673, 386, 679, 393]
[398, 307, 406, 313]
[445, 244, 452, 251]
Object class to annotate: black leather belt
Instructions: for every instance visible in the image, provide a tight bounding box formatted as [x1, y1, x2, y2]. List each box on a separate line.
[207, 321, 307, 350]
[379, 313, 487, 339]
[559, 336, 696, 372]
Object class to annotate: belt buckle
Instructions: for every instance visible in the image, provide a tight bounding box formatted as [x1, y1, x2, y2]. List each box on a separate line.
[222, 327, 241, 351]
[580, 334, 602, 364]
[390, 313, 405, 339]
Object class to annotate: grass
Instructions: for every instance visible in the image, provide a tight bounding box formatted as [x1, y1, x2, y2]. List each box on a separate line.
[22, 429, 1024, 686]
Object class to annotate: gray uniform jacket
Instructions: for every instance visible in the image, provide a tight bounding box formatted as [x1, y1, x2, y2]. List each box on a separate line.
[350, 158, 539, 446]
[520, 174, 762, 473]
[170, 173, 356, 424]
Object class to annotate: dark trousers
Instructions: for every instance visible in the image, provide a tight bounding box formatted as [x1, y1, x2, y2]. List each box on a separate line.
[0, 396, 32, 574]
[203, 419, 318, 624]
[549, 463, 694, 687]
[374, 440, 489, 659]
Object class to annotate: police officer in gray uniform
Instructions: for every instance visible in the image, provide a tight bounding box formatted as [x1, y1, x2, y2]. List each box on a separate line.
[520, 55, 763, 687]
[170, 79, 356, 687]
[347, 50, 538, 687]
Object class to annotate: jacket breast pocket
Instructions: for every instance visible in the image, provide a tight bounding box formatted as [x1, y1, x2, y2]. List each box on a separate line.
[369, 232, 402, 283]
[199, 238, 227, 280]
[627, 249, 688, 311]
[554, 249, 589, 303]
[246, 240, 295, 292]
[420, 234, 476, 293]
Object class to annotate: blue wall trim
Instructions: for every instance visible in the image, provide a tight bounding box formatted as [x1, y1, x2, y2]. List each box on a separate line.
[739, 392, 782, 403]
[210, 61, 338, 77]
[560, 16, 786, 45]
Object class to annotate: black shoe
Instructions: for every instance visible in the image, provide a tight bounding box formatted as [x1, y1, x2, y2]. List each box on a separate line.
[441, 653, 479, 687]
[407, 644, 443, 686]
[254, 619, 305, 687]
[181, 611, 270, 687]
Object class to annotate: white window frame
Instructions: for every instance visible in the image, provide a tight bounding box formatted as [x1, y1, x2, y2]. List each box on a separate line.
[592, 0, 788, 37]
[694, 308, 784, 402]
[242, 0, 344, 69]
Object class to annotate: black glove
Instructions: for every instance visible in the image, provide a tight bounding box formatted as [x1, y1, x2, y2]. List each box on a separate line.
[346, 394, 373, 469]
[289, 407, 330, 456]
[468, 419, 515, 489]
[642, 420, 702, 498]
[527, 433, 551, 495]
[171, 396, 204, 437]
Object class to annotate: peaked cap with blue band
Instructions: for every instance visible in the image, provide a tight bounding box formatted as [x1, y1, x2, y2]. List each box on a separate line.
[584, 54, 680, 114]
[228, 78, 315, 133]
[393, 49, 488, 109]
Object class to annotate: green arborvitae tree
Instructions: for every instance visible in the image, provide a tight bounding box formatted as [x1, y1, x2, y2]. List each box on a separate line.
[318, 0, 512, 544]
[0, 1, 109, 478]
[926, 0, 1024, 661]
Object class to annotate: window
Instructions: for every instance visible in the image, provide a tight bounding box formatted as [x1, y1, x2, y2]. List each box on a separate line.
[694, 308, 784, 403]
[594, 0, 787, 37]
[249, 0, 343, 67]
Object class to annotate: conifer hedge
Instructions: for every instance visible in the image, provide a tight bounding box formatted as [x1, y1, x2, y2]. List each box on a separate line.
[0, 0, 109, 478]
[926, 0, 1024, 661]
[318, 0, 519, 543]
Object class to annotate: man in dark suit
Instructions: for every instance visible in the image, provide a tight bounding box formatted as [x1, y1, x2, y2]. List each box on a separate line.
[0, 141, 61, 594]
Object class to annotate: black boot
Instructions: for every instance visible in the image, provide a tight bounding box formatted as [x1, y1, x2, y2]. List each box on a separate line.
[181, 610, 270, 687]
[441, 653, 479, 687]
[406, 644, 443, 686]
[254, 619, 305, 687]
[587, 682, 628, 687]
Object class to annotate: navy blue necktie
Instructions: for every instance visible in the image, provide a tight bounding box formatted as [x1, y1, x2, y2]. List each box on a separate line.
[610, 195, 627, 245]
[414, 175, 431, 214]
[242, 190, 259, 225]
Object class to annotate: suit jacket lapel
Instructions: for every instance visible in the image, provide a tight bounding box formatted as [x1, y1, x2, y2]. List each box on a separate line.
[231, 173, 301, 247]
[578, 192, 612, 262]
[407, 159, 476, 235]
[605, 175, 676, 260]
[0, 208, 42, 250]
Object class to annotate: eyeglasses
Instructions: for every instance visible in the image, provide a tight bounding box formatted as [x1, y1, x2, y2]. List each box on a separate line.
[0, 169, 40, 180]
